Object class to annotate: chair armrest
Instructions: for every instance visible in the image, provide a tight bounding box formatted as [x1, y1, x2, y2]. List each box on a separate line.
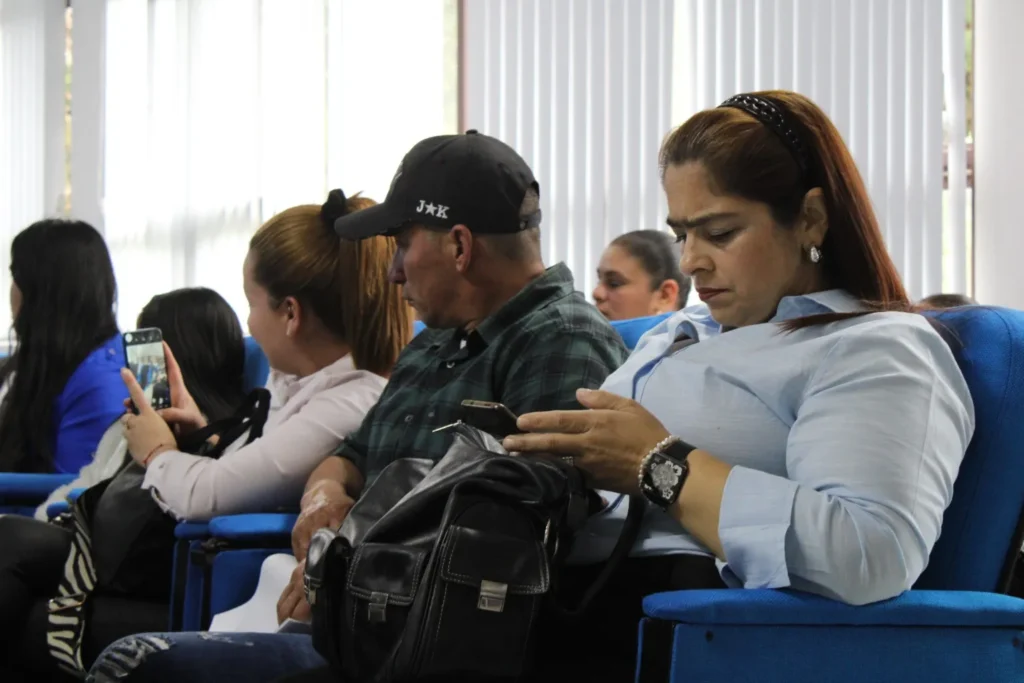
[642, 588, 1024, 627]
[0, 473, 77, 498]
[46, 488, 89, 520]
[46, 501, 70, 519]
[175, 522, 211, 540]
[207, 513, 298, 542]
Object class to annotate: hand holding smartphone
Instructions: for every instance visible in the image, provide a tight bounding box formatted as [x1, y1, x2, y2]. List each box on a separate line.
[460, 399, 521, 439]
[123, 328, 171, 413]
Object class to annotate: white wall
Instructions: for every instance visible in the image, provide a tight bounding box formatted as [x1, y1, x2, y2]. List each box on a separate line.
[974, 0, 1024, 309]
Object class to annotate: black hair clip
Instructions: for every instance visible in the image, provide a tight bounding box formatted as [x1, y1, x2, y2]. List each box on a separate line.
[719, 94, 811, 180]
[320, 189, 349, 230]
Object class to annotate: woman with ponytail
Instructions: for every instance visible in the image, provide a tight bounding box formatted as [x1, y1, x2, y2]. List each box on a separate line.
[117, 189, 413, 521]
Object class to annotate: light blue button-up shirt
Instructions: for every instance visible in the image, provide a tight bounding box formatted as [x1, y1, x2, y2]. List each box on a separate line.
[571, 290, 975, 605]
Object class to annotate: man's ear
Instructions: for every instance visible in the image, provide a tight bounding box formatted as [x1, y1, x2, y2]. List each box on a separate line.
[798, 187, 829, 248]
[448, 225, 474, 273]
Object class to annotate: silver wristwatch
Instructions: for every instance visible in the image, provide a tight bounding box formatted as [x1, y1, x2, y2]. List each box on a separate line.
[637, 436, 695, 509]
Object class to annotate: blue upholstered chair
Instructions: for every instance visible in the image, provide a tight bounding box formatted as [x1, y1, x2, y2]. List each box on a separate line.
[243, 336, 271, 393]
[636, 306, 1024, 683]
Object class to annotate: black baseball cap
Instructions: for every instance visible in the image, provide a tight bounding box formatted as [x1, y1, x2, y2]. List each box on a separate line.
[333, 130, 541, 240]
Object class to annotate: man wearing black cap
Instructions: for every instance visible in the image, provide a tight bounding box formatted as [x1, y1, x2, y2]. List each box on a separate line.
[279, 132, 628, 613]
[79, 134, 628, 683]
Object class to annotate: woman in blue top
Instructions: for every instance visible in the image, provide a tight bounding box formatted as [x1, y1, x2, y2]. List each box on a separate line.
[505, 91, 975, 681]
[0, 219, 127, 474]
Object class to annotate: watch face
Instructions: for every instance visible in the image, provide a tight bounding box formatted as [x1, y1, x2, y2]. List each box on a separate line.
[649, 456, 683, 500]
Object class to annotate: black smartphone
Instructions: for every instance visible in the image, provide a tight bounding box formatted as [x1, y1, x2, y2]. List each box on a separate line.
[460, 399, 521, 438]
[123, 328, 171, 412]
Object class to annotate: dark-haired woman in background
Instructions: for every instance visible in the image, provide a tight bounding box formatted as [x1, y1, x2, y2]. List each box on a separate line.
[0, 219, 126, 474]
[505, 91, 975, 681]
[593, 230, 690, 320]
[35, 287, 248, 518]
[139, 287, 248, 421]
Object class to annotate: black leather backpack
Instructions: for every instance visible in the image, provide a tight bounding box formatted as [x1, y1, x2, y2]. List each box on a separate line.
[305, 422, 644, 682]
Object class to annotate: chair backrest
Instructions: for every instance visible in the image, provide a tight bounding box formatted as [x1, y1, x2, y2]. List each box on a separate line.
[915, 306, 1024, 592]
[243, 337, 270, 393]
[610, 313, 673, 350]
[411, 314, 667, 351]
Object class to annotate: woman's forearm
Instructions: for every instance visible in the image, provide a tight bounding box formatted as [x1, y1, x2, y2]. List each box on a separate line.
[666, 449, 732, 560]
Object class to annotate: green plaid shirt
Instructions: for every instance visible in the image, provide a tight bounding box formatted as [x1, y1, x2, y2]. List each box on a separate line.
[338, 263, 628, 484]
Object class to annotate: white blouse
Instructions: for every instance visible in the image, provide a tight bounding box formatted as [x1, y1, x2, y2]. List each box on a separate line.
[143, 354, 386, 521]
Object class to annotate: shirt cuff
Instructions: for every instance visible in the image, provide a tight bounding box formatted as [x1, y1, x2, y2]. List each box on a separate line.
[141, 449, 185, 518]
[717, 465, 800, 589]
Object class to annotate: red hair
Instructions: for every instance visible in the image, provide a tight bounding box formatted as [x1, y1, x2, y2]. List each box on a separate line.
[660, 90, 911, 329]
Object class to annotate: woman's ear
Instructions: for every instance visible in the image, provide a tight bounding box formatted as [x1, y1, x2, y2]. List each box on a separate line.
[282, 296, 302, 337]
[799, 187, 829, 249]
[653, 279, 680, 314]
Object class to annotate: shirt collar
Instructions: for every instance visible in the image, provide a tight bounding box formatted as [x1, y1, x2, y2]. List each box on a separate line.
[268, 353, 356, 400]
[771, 289, 865, 321]
[427, 263, 576, 352]
[669, 289, 864, 339]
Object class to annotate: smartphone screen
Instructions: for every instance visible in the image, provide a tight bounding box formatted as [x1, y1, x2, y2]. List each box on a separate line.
[123, 328, 170, 410]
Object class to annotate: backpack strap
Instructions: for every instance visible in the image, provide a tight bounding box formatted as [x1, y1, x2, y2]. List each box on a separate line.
[549, 494, 646, 618]
[177, 388, 271, 458]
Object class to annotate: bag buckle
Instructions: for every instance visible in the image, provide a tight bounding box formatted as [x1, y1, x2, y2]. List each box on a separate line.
[368, 592, 389, 623]
[477, 580, 509, 613]
[48, 593, 87, 613]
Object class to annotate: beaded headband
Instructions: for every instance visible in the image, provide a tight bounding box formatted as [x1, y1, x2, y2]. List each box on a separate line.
[718, 94, 811, 180]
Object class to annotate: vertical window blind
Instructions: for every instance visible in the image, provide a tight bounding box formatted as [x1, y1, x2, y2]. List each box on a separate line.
[0, 0, 974, 332]
[462, 0, 676, 301]
[0, 0, 66, 329]
[99, 0, 455, 328]
[464, 0, 971, 302]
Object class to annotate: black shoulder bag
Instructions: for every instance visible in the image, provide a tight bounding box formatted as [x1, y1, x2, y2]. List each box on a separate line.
[305, 422, 645, 682]
[46, 388, 271, 675]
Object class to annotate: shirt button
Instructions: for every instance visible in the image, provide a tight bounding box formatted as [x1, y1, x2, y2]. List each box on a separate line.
[404, 414, 414, 423]
[445, 361, 455, 369]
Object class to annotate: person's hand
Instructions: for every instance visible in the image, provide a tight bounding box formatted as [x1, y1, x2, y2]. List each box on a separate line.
[502, 388, 672, 496]
[121, 369, 178, 467]
[157, 342, 207, 434]
[276, 559, 311, 625]
[291, 480, 355, 562]
[122, 343, 206, 436]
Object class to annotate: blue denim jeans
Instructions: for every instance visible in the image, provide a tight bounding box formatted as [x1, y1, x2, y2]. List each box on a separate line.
[86, 632, 326, 683]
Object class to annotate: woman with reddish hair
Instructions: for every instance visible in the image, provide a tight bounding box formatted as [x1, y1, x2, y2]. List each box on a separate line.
[508, 91, 974, 680]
